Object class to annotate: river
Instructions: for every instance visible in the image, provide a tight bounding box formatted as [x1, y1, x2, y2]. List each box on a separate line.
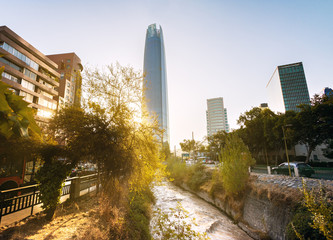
[151, 182, 252, 240]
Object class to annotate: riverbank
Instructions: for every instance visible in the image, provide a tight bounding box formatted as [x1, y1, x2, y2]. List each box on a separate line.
[151, 181, 252, 239]
[173, 173, 333, 240]
[0, 186, 155, 240]
[0, 192, 100, 239]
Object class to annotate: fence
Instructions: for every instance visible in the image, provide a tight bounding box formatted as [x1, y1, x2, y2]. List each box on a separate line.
[0, 173, 97, 224]
[250, 165, 333, 180]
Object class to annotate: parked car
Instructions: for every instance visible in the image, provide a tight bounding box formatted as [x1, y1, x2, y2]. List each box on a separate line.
[272, 162, 315, 177]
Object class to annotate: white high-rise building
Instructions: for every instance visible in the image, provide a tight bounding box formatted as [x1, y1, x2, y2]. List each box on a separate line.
[206, 97, 229, 136]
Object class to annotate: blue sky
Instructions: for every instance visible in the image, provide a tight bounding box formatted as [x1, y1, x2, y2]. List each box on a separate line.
[3, 0, 333, 149]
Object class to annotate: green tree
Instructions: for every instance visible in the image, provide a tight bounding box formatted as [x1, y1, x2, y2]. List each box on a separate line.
[207, 130, 228, 161]
[219, 134, 255, 195]
[50, 63, 165, 193]
[179, 139, 201, 160]
[0, 66, 42, 188]
[293, 97, 333, 163]
[237, 107, 281, 164]
[0, 66, 40, 140]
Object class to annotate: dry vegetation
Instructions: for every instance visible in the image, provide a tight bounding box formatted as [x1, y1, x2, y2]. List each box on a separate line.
[0, 192, 126, 240]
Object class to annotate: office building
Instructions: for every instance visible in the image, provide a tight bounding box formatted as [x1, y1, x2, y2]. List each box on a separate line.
[266, 62, 310, 113]
[206, 97, 229, 136]
[47, 53, 83, 108]
[143, 23, 169, 144]
[0, 26, 59, 123]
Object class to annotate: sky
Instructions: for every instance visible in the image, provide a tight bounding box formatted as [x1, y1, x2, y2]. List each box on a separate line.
[3, 0, 333, 149]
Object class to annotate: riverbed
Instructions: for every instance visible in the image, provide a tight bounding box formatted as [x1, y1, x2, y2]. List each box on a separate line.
[151, 182, 252, 240]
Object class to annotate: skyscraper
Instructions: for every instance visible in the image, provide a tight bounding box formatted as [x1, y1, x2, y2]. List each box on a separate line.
[143, 24, 169, 144]
[266, 62, 310, 113]
[206, 97, 229, 136]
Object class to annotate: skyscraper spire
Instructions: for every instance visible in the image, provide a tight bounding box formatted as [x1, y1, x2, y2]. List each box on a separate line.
[143, 24, 169, 144]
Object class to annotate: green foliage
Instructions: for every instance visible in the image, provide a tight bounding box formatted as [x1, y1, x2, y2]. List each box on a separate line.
[300, 180, 333, 240]
[180, 139, 202, 160]
[49, 63, 165, 194]
[207, 130, 228, 161]
[35, 145, 70, 219]
[286, 206, 325, 240]
[236, 107, 283, 164]
[219, 134, 255, 196]
[0, 68, 40, 140]
[151, 202, 209, 240]
[166, 158, 211, 191]
[186, 162, 210, 191]
[127, 188, 155, 240]
[166, 157, 187, 184]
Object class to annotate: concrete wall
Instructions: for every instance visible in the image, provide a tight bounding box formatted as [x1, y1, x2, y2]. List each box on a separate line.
[180, 182, 294, 240]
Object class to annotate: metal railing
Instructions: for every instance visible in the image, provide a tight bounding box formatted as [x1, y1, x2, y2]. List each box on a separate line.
[0, 173, 97, 224]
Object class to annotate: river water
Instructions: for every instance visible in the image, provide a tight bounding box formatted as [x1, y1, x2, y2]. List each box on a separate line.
[151, 182, 252, 240]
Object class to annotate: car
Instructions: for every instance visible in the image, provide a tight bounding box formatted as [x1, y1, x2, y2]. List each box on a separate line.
[272, 162, 315, 177]
[206, 159, 214, 164]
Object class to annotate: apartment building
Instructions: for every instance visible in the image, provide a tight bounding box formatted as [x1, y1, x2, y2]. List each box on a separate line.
[0, 26, 59, 123]
[47, 53, 83, 108]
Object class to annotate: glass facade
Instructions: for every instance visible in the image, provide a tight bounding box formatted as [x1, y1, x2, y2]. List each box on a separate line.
[267, 62, 310, 113]
[0, 42, 39, 70]
[143, 24, 169, 144]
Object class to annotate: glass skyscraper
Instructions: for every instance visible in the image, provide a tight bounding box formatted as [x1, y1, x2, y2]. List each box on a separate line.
[267, 62, 310, 113]
[143, 24, 169, 144]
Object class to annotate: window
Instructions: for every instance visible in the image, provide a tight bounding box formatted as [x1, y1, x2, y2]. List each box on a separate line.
[40, 90, 53, 99]
[24, 68, 37, 81]
[37, 109, 53, 118]
[2, 71, 20, 83]
[0, 42, 39, 70]
[0, 57, 22, 72]
[21, 79, 36, 92]
[19, 91, 34, 103]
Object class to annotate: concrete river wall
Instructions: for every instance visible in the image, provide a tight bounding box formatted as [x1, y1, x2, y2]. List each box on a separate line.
[178, 174, 333, 240]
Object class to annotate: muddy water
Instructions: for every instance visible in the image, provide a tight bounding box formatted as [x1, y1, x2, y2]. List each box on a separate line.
[151, 182, 252, 240]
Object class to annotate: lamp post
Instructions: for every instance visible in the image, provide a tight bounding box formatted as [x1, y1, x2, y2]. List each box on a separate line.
[282, 125, 292, 177]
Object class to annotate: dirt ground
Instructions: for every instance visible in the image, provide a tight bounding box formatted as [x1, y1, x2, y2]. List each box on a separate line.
[0, 193, 107, 240]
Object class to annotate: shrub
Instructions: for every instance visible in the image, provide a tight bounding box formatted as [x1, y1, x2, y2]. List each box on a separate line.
[186, 162, 210, 191]
[151, 201, 209, 240]
[286, 206, 325, 240]
[219, 134, 255, 196]
[300, 180, 333, 240]
[127, 188, 155, 240]
[166, 157, 187, 183]
[35, 160, 70, 220]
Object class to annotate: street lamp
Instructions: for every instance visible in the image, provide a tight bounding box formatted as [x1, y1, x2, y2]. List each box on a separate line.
[282, 124, 292, 177]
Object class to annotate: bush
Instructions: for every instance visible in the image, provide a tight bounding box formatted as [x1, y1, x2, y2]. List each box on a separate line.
[35, 160, 70, 219]
[286, 206, 325, 240]
[127, 188, 155, 240]
[219, 134, 255, 196]
[166, 157, 187, 183]
[151, 201, 209, 240]
[186, 162, 211, 191]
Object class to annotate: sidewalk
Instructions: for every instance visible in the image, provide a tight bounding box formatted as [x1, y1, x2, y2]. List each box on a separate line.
[0, 186, 96, 227]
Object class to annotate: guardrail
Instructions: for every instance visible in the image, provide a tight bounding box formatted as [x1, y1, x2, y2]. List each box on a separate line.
[0, 173, 97, 224]
[250, 166, 333, 180]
